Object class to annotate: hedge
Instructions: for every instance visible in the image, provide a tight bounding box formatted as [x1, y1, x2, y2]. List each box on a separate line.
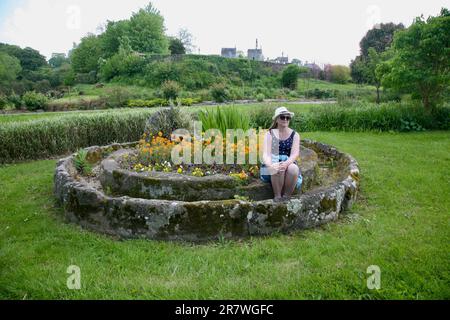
[0, 109, 156, 163]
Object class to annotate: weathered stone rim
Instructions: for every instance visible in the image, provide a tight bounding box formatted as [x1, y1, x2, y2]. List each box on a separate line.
[54, 140, 360, 242]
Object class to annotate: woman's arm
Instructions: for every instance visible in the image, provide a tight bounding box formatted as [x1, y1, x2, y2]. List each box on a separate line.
[262, 131, 273, 167]
[285, 132, 300, 166]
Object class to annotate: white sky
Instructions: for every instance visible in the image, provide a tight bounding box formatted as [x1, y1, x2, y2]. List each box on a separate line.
[0, 0, 448, 65]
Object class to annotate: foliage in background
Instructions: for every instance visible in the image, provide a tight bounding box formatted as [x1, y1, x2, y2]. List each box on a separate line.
[161, 80, 180, 100]
[281, 64, 303, 89]
[350, 22, 404, 84]
[100, 87, 132, 108]
[0, 52, 22, 93]
[378, 8, 450, 109]
[22, 91, 48, 111]
[329, 65, 351, 84]
[70, 34, 103, 74]
[168, 37, 186, 55]
[209, 83, 230, 102]
[144, 107, 192, 139]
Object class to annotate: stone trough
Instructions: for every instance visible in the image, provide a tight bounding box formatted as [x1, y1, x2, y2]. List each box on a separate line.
[54, 140, 360, 242]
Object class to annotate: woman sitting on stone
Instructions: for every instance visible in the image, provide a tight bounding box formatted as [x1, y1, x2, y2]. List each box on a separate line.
[261, 107, 302, 202]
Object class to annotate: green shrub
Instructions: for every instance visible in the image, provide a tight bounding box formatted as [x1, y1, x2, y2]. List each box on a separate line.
[178, 98, 200, 106]
[0, 95, 7, 110]
[256, 93, 265, 102]
[101, 87, 132, 108]
[22, 91, 48, 111]
[249, 106, 274, 129]
[99, 52, 145, 81]
[127, 98, 169, 108]
[161, 80, 180, 100]
[0, 109, 156, 163]
[305, 88, 335, 99]
[73, 148, 92, 175]
[210, 83, 230, 102]
[281, 65, 301, 89]
[400, 119, 425, 132]
[7, 93, 23, 109]
[144, 106, 193, 138]
[76, 71, 97, 84]
[229, 87, 245, 100]
[329, 65, 351, 84]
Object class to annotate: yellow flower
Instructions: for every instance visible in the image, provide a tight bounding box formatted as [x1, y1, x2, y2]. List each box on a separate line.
[177, 167, 183, 174]
[158, 131, 163, 137]
[239, 170, 248, 180]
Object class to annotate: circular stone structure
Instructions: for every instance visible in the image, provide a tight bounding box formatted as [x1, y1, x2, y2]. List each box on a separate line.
[54, 140, 360, 242]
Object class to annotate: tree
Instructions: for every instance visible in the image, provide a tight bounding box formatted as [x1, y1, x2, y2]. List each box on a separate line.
[291, 58, 302, 66]
[98, 2, 169, 56]
[99, 20, 129, 58]
[350, 23, 404, 84]
[177, 28, 195, 53]
[49, 53, 68, 68]
[126, 4, 169, 54]
[168, 37, 186, 55]
[0, 52, 21, 89]
[70, 34, 103, 73]
[281, 64, 302, 89]
[360, 22, 405, 57]
[330, 65, 351, 84]
[349, 55, 366, 84]
[379, 8, 450, 109]
[0, 43, 47, 81]
[363, 48, 391, 103]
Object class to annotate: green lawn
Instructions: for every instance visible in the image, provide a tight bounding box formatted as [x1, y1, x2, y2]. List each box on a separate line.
[0, 131, 449, 299]
[298, 78, 375, 92]
[0, 109, 113, 123]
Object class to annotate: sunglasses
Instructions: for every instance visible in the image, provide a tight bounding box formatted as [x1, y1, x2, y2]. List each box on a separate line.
[279, 115, 291, 121]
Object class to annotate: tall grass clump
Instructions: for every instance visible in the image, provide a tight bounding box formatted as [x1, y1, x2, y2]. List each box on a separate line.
[199, 106, 250, 135]
[0, 109, 157, 163]
[293, 101, 450, 132]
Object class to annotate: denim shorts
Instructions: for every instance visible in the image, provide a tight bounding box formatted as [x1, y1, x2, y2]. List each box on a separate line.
[260, 155, 303, 190]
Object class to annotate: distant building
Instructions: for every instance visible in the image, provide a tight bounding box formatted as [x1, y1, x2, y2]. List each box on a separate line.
[272, 52, 289, 64]
[247, 39, 264, 61]
[221, 47, 237, 58]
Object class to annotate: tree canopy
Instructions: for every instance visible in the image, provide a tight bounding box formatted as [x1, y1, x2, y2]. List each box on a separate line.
[0, 43, 47, 74]
[350, 23, 404, 85]
[0, 52, 22, 90]
[379, 8, 450, 109]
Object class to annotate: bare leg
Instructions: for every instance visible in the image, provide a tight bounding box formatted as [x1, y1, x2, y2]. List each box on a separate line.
[271, 171, 285, 199]
[283, 164, 299, 198]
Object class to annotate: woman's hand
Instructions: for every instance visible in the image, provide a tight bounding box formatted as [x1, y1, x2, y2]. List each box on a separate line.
[267, 163, 281, 175]
[269, 162, 288, 174]
[278, 161, 290, 172]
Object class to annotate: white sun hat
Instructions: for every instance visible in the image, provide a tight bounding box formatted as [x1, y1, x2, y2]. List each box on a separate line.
[272, 106, 295, 120]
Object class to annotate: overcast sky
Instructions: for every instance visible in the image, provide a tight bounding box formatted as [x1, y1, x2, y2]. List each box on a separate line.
[0, 0, 447, 66]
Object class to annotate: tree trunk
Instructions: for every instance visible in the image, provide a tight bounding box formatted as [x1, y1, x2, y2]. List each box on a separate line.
[422, 95, 430, 110]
